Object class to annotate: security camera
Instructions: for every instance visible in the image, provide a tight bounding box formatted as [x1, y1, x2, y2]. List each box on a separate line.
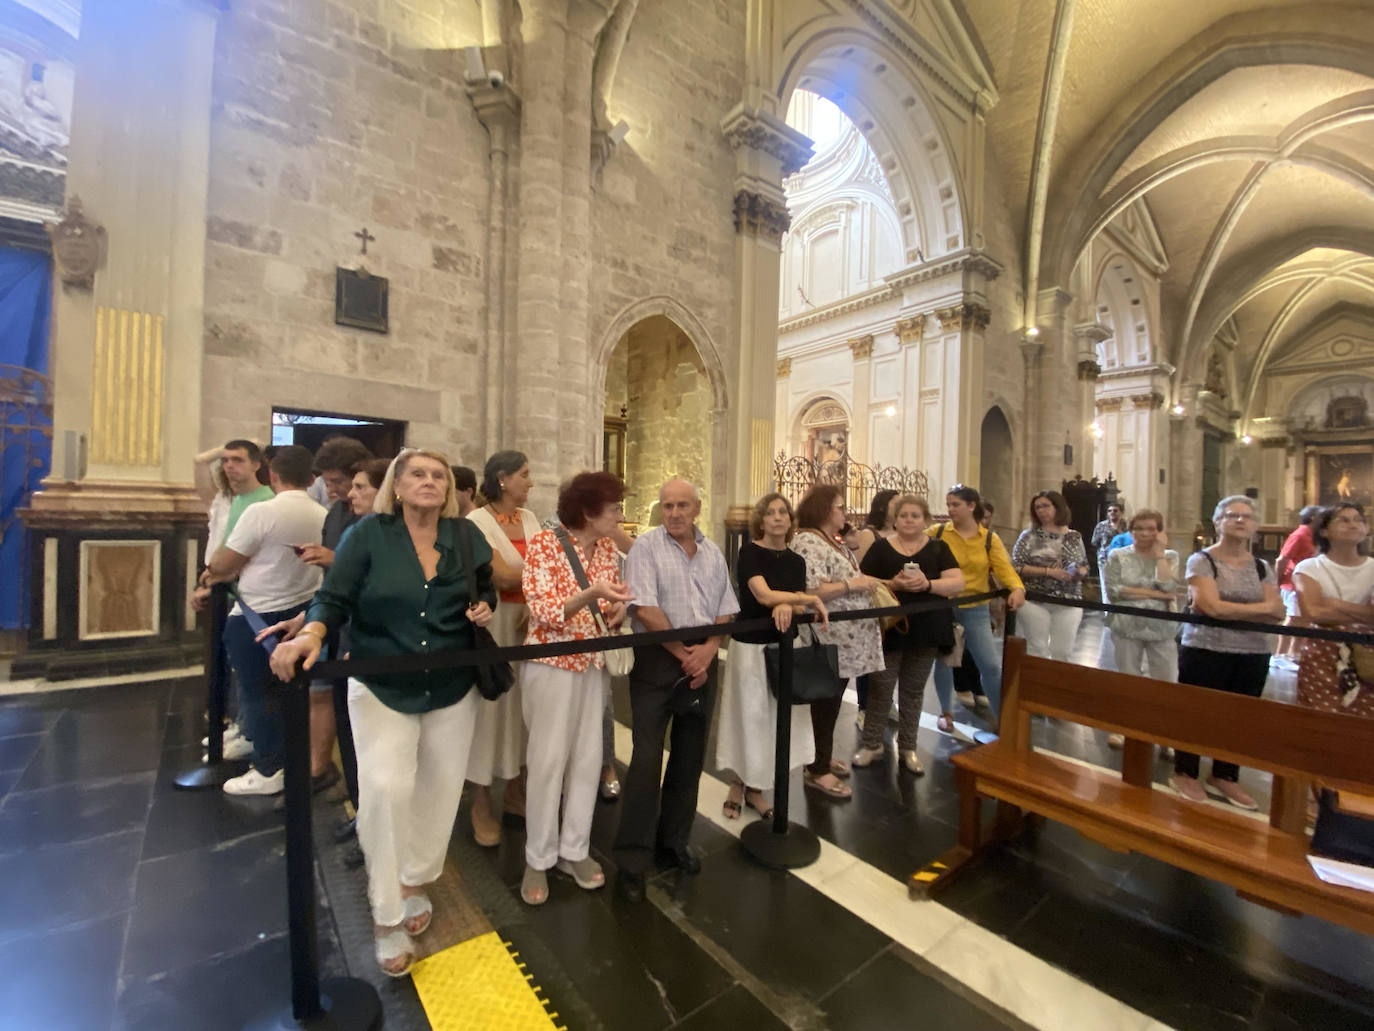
[488, 70, 504, 87]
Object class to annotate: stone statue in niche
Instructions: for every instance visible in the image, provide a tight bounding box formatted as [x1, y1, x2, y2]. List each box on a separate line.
[1204, 349, 1227, 398]
[46, 194, 105, 289]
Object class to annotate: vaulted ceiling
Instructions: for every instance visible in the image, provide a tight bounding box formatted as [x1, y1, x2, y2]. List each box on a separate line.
[951, 0, 1374, 404]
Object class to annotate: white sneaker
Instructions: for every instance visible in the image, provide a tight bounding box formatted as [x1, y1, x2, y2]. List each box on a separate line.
[205, 735, 253, 762]
[202, 723, 243, 747]
[224, 767, 284, 796]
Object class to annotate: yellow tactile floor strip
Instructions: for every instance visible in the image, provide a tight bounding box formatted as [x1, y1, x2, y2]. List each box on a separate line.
[411, 931, 565, 1031]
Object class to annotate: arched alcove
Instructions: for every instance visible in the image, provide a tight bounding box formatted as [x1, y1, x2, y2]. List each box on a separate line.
[979, 406, 1015, 538]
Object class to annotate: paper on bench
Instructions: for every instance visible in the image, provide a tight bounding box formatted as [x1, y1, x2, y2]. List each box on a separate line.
[1308, 854, 1374, 894]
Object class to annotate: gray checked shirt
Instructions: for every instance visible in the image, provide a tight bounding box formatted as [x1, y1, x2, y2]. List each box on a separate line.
[624, 525, 739, 633]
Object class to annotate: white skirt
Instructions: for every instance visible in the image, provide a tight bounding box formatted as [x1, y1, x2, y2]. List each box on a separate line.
[713, 640, 813, 788]
[465, 599, 527, 784]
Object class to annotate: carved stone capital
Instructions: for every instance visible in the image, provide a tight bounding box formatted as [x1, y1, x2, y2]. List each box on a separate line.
[894, 315, 925, 344]
[1077, 359, 1102, 381]
[847, 335, 874, 360]
[933, 302, 990, 331]
[1130, 392, 1165, 410]
[1259, 435, 1291, 449]
[1095, 396, 1125, 413]
[732, 189, 790, 242]
[720, 104, 814, 176]
[46, 195, 106, 289]
[776, 357, 792, 379]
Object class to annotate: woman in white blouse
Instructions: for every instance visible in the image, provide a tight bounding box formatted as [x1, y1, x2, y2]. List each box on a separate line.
[1294, 503, 1374, 718]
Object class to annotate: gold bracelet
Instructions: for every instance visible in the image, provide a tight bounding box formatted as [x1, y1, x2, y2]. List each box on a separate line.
[299, 625, 326, 642]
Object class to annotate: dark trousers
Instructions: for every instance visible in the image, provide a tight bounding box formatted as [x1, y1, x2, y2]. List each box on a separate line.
[1175, 646, 1270, 782]
[323, 627, 360, 807]
[808, 695, 841, 776]
[222, 603, 309, 777]
[612, 644, 718, 874]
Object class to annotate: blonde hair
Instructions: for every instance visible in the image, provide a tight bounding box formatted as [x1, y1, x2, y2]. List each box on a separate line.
[888, 493, 930, 523]
[374, 448, 460, 518]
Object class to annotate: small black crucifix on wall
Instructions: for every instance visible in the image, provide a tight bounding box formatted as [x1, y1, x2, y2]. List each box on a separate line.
[335, 226, 388, 333]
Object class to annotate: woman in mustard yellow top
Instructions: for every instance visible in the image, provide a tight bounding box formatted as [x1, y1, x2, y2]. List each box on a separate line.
[929, 485, 1025, 734]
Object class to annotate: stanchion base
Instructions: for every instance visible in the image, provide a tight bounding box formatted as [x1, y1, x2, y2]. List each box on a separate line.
[173, 759, 250, 791]
[972, 730, 999, 746]
[243, 977, 382, 1031]
[740, 820, 821, 869]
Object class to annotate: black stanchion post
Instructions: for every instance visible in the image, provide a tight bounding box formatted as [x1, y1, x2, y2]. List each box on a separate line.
[176, 582, 249, 790]
[245, 671, 380, 1031]
[740, 625, 821, 869]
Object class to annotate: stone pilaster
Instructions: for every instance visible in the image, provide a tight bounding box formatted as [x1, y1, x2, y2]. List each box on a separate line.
[720, 104, 812, 510]
[1026, 287, 1076, 491]
[848, 335, 874, 460]
[17, 0, 220, 678]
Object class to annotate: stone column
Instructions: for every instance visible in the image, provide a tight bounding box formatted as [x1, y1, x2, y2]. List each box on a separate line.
[468, 83, 521, 448]
[720, 105, 812, 533]
[1167, 382, 1204, 554]
[1027, 287, 1076, 489]
[847, 335, 874, 462]
[17, 0, 220, 678]
[511, 0, 569, 507]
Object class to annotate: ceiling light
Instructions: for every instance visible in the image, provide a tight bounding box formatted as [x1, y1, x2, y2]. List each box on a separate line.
[1024, 326, 1039, 339]
[1240, 434, 1253, 445]
[884, 404, 896, 417]
[1171, 404, 1185, 416]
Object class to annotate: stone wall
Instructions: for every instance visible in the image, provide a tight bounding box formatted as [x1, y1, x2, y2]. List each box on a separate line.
[199, 0, 489, 464]
[588, 0, 744, 532]
[620, 317, 713, 531]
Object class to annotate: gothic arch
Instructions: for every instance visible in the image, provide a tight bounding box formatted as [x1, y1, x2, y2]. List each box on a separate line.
[594, 295, 728, 413]
[777, 24, 969, 260]
[1042, 8, 1374, 290]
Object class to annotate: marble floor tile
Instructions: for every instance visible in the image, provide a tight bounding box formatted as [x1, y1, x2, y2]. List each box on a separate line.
[821, 945, 1014, 1031]
[0, 829, 141, 944]
[123, 827, 287, 980]
[0, 771, 154, 854]
[0, 912, 126, 1031]
[670, 983, 791, 1031]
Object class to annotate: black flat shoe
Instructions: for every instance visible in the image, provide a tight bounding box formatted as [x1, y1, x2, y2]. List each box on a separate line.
[332, 817, 357, 844]
[342, 843, 365, 870]
[654, 846, 701, 875]
[615, 871, 645, 903]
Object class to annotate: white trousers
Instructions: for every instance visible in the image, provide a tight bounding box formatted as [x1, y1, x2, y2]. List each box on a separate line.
[521, 662, 607, 870]
[347, 679, 479, 927]
[1017, 600, 1083, 663]
[1111, 634, 1177, 682]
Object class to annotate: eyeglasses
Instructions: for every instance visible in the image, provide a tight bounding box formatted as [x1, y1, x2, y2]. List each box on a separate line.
[1220, 511, 1255, 521]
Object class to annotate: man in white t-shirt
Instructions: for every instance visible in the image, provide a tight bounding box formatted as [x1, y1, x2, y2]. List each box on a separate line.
[207, 445, 328, 795]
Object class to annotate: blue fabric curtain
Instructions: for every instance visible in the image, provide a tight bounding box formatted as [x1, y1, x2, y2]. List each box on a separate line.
[0, 247, 53, 629]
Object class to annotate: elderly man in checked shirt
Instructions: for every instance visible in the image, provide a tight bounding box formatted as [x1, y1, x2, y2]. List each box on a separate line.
[613, 479, 739, 903]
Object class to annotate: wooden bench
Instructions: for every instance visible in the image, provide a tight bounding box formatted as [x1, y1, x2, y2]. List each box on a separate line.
[911, 636, 1374, 936]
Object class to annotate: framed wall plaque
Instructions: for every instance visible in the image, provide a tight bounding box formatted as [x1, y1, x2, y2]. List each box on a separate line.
[334, 266, 388, 333]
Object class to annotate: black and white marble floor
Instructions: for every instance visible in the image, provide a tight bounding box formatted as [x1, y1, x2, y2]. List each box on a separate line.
[1, 617, 1371, 1030]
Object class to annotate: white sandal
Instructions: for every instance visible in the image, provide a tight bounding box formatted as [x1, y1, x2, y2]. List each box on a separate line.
[555, 856, 605, 890]
[375, 929, 414, 978]
[402, 893, 432, 936]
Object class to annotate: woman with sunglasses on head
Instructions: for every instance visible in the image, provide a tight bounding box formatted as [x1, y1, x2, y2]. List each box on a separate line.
[1172, 495, 1283, 809]
[268, 449, 495, 979]
[929, 485, 1025, 735]
[1012, 490, 1088, 663]
[1293, 503, 1374, 718]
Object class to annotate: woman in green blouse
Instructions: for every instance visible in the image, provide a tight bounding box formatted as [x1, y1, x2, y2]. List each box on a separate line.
[270, 448, 495, 979]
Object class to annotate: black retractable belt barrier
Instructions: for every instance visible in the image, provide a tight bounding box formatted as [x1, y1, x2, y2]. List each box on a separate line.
[244, 669, 380, 1031]
[176, 583, 249, 790]
[740, 626, 821, 869]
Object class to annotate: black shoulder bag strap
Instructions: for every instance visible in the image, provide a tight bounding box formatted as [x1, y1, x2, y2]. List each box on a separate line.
[552, 525, 611, 635]
[458, 520, 513, 698]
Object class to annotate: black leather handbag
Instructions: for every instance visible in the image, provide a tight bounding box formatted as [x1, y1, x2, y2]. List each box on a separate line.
[458, 520, 514, 701]
[764, 629, 844, 705]
[1311, 789, 1374, 868]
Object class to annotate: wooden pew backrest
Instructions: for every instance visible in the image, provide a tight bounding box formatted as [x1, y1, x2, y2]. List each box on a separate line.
[999, 636, 1374, 797]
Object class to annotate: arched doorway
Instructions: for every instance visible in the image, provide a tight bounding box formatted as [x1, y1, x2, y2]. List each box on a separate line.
[603, 314, 716, 531]
[980, 406, 1014, 537]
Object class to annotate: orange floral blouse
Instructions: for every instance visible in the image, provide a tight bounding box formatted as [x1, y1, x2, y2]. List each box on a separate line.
[521, 528, 622, 673]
